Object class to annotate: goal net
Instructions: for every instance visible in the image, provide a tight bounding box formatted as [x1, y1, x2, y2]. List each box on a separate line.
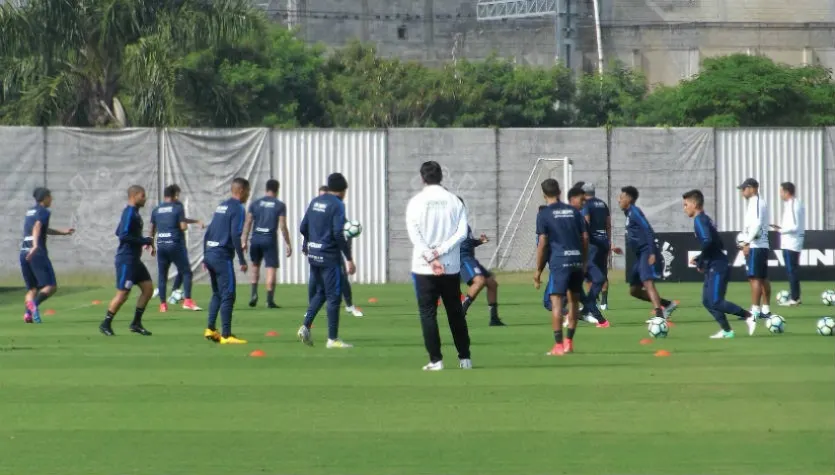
[489, 157, 573, 272]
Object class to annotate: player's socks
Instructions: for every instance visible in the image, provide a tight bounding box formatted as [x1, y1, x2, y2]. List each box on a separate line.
[601, 291, 608, 306]
[100, 311, 115, 336]
[488, 303, 505, 326]
[266, 290, 279, 308]
[660, 298, 672, 307]
[462, 296, 473, 315]
[131, 307, 145, 326]
[26, 300, 41, 323]
[249, 284, 258, 307]
[762, 305, 771, 316]
[553, 330, 563, 344]
[35, 291, 50, 306]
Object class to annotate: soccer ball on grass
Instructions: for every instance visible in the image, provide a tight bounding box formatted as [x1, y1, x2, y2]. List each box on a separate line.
[168, 289, 184, 304]
[775, 290, 791, 305]
[765, 315, 785, 334]
[647, 317, 668, 338]
[821, 290, 835, 306]
[344, 220, 363, 239]
[816, 317, 835, 336]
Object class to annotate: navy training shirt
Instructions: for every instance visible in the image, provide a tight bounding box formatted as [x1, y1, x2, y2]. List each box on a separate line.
[624, 205, 658, 256]
[115, 205, 152, 261]
[248, 196, 286, 241]
[21, 204, 51, 253]
[536, 201, 587, 270]
[460, 226, 483, 261]
[693, 211, 726, 269]
[204, 198, 246, 264]
[583, 197, 610, 245]
[299, 194, 351, 267]
[151, 201, 186, 248]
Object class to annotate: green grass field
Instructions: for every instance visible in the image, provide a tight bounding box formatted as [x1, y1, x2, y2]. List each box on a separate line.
[1, 277, 833, 475]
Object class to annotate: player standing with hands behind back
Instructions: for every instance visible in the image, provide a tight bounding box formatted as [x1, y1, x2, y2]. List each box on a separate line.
[772, 182, 805, 306]
[737, 178, 772, 320]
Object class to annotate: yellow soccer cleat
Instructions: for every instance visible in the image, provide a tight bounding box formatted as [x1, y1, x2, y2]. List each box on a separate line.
[220, 335, 248, 345]
[204, 328, 221, 343]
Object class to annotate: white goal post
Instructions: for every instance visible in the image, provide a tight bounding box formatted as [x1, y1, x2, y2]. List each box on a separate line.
[489, 157, 573, 271]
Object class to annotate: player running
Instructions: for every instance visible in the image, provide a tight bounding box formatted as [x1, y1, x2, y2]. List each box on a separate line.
[243, 179, 292, 309]
[458, 198, 504, 327]
[566, 187, 607, 326]
[298, 173, 356, 348]
[150, 184, 204, 313]
[580, 183, 611, 327]
[682, 190, 756, 337]
[99, 185, 154, 336]
[737, 178, 772, 320]
[534, 179, 588, 356]
[202, 178, 250, 344]
[614, 186, 679, 322]
[20, 187, 74, 323]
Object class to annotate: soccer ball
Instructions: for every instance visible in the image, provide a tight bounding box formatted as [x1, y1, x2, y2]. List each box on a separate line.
[776, 290, 791, 305]
[647, 317, 668, 338]
[344, 220, 363, 239]
[816, 317, 835, 336]
[168, 289, 184, 304]
[735, 233, 746, 249]
[765, 315, 785, 334]
[821, 290, 835, 306]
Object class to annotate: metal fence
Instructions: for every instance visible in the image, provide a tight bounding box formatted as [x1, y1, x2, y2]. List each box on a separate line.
[1, 126, 832, 285]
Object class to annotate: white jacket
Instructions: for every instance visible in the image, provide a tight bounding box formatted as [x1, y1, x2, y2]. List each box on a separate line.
[741, 195, 769, 249]
[779, 198, 805, 252]
[406, 185, 469, 275]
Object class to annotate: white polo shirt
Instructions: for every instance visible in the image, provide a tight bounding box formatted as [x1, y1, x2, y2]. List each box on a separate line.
[405, 185, 468, 275]
[779, 198, 805, 252]
[741, 195, 769, 249]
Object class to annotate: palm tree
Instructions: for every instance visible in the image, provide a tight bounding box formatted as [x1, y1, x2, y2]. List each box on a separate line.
[0, 0, 265, 126]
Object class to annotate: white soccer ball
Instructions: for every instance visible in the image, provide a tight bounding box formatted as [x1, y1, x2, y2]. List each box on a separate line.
[775, 290, 791, 305]
[168, 289, 184, 304]
[816, 317, 835, 336]
[765, 315, 785, 334]
[821, 290, 835, 306]
[647, 317, 668, 338]
[344, 220, 363, 239]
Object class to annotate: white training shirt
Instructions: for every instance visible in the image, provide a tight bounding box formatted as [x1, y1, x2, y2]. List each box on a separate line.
[779, 198, 805, 252]
[741, 194, 769, 249]
[406, 184, 468, 275]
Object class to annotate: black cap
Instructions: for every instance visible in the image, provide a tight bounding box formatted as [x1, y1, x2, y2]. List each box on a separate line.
[737, 178, 759, 190]
[326, 173, 348, 192]
[33, 187, 51, 202]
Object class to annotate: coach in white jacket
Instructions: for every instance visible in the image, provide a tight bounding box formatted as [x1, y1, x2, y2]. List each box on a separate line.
[771, 182, 805, 305]
[738, 177, 772, 321]
[406, 161, 472, 371]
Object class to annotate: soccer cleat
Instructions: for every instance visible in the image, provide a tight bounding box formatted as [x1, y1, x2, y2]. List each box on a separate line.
[596, 321, 610, 328]
[582, 313, 600, 324]
[326, 339, 353, 349]
[26, 301, 41, 323]
[266, 302, 281, 309]
[159, 303, 168, 313]
[422, 361, 443, 371]
[600, 304, 608, 311]
[489, 318, 506, 327]
[745, 316, 758, 336]
[182, 299, 202, 311]
[129, 324, 152, 336]
[23, 312, 33, 323]
[546, 343, 565, 356]
[346, 305, 364, 318]
[779, 299, 800, 307]
[220, 335, 247, 344]
[297, 325, 313, 346]
[248, 296, 258, 308]
[204, 328, 221, 342]
[99, 324, 115, 336]
[710, 330, 735, 339]
[459, 358, 473, 369]
[564, 339, 574, 353]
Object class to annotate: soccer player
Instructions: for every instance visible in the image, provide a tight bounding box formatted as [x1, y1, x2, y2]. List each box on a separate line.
[99, 185, 154, 336]
[534, 179, 588, 356]
[150, 184, 204, 312]
[242, 179, 292, 309]
[20, 187, 74, 323]
[616, 186, 679, 321]
[458, 198, 504, 327]
[682, 189, 756, 337]
[737, 178, 772, 319]
[567, 187, 607, 327]
[202, 178, 250, 344]
[315, 185, 364, 318]
[771, 181, 805, 306]
[297, 173, 356, 348]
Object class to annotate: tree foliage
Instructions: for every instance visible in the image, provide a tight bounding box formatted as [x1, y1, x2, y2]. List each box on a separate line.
[2, 7, 835, 131]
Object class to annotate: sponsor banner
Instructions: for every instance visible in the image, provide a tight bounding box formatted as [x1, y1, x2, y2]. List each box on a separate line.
[625, 231, 835, 282]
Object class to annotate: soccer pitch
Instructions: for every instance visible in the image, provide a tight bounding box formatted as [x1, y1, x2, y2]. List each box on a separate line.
[1, 277, 833, 475]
